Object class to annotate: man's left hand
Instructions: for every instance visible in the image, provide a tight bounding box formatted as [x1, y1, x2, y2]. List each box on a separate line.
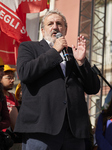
[72, 35, 86, 66]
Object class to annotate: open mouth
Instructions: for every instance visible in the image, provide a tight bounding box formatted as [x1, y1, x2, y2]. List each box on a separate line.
[52, 33, 57, 36]
[52, 31, 58, 37]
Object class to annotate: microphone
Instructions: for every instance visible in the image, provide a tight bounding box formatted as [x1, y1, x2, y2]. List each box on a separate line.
[56, 32, 69, 61]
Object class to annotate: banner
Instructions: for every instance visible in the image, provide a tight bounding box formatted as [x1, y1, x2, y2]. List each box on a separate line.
[0, 0, 49, 65]
[18, 0, 49, 13]
[0, 31, 19, 65]
[0, 1, 31, 43]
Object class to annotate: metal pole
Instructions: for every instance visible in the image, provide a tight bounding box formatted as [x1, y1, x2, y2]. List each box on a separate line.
[100, 0, 107, 107]
[87, 0, 94, 109]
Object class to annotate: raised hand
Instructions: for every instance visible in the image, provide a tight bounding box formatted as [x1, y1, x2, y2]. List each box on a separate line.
[72, 35, 86, 66]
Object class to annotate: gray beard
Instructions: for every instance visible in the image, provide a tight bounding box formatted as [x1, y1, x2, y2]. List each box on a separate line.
[43, 29, 59, 44]
[44, 35, 56, 44]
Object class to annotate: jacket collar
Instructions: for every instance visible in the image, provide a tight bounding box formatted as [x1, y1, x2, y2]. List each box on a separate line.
[40, 39, 51, 52]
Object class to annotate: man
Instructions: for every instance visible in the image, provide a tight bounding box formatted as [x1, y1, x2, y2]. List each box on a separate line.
[1, 65, 19, 113]
[14, 10, 100, 150]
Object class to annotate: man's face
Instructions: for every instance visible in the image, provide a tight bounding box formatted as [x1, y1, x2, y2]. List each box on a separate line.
[41, 14, 67, 43]
[1, 71, 15, 91]
[0, 67, 4, 82]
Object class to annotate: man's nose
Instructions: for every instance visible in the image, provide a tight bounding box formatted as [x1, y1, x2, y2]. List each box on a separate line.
[52, 23, 58, 29]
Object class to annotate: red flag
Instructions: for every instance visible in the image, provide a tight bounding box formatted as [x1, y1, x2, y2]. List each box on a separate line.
[0, 0, 49, 65]
[0, 1, 31, 43]
[0, 31, 19, 65]
[18, 0, 49, 13]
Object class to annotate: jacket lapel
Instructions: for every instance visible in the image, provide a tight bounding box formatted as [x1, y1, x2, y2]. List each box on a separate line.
[39, 39, 73, 79]
[40, 39, 51, 52]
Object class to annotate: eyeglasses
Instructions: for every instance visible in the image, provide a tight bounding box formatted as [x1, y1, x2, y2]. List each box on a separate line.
[3, 76, 15, 81]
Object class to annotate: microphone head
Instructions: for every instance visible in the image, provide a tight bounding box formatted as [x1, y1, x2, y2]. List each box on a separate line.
[56, 32, 62, 39]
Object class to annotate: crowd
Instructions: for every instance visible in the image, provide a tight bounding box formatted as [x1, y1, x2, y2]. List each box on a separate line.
[0, 9, 111, 150]
[0, 57, 21, 150]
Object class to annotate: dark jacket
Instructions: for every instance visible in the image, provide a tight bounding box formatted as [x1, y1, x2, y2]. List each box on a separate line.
[14, 39, 100, 138]
[95, 113, 112, 150]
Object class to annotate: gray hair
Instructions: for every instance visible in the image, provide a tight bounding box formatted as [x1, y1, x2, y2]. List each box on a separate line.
[41, 10, 67, 29]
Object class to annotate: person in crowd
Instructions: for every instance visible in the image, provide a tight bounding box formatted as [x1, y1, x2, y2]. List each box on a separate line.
[1, 64, 19, 138]
[15, 83, 22, 106]
[8, 83, 22, 149]
[14, 10, 100, 150]
[0, 57, 13, 150]
[10, 83, 22, 131]
[95, 98, 112, 150]
[1, 66, 22, 148]
[0, 58, 10, 131]
[1, 65, 19, 113]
